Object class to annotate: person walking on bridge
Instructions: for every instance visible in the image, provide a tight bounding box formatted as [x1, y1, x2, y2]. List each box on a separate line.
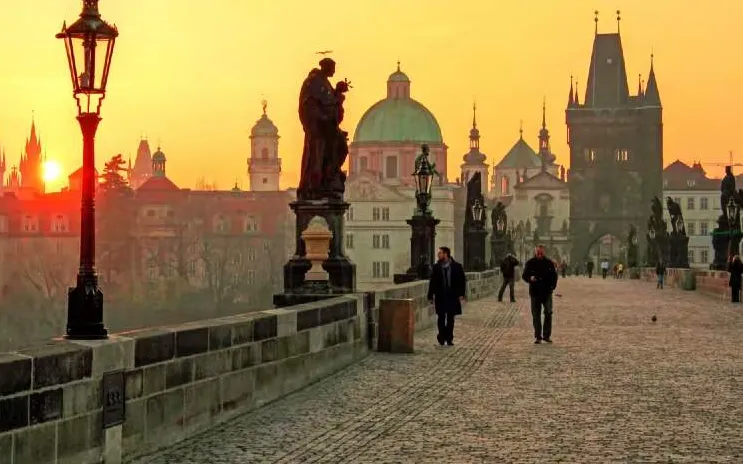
[728, 255, 743, 303]
[498, 253, 519, 303]
[522, 244, 559, 344]
[428, 247, 467, 346]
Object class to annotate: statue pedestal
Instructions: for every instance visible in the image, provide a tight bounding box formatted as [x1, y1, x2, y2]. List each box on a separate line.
[464, 228, 488, 272]
[669, 234, 690, 269]
[490, 233, 507, 269]
[711, 228, 743, 270]
[275, 199, 356, 307]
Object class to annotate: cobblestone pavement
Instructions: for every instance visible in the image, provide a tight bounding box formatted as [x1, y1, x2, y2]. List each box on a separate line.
[137, 277, 743, 463]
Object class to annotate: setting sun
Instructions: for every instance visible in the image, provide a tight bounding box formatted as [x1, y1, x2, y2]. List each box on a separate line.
[42, 160, 62, 183]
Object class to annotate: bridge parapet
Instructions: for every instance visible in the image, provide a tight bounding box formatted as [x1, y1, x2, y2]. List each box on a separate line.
[0, 270, 499, 464]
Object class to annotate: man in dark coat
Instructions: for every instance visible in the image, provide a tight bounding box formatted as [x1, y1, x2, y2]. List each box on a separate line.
[428, 246, 467, 346]
[522, 244, 558, 344]
[498, 253, 520, 302]
[586, 260, 594, 278]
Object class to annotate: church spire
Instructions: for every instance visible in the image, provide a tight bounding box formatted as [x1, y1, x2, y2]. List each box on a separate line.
[574, 80, 580, 105]
[469, 102, 480, 151]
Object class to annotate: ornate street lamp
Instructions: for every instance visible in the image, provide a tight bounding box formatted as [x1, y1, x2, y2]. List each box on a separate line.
[675, 216, 685, 234]
[413, 145, 435, 215]
[649, 228, 656, 240]
[57, 0, 118, 339]
[496, 217, 505, 232]
[471, 199, 484, 224]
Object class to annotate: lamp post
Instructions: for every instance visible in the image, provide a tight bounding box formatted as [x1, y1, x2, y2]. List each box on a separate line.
[465, 199, 487, 272]
[395, 145, 440, 283]
[57, 0, 118, 339]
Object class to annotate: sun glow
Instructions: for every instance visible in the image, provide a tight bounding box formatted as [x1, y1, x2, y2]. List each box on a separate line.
[42, 160, 63, 183]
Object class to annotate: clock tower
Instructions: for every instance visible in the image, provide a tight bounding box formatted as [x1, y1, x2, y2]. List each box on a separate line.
[248, 100, 281, 192]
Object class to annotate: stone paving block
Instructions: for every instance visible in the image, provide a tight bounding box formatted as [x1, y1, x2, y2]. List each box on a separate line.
[136, 278, 743, 464]
[29, 388, 62, 425]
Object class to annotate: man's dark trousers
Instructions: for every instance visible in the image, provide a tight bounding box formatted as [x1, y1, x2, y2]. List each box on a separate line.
[498, 277, 515, 302]
[530, 294, 553, 340]
[437, 312, 455, 342]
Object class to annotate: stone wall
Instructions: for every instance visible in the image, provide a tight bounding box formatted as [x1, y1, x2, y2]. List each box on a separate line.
[0, 270, 498, 464]
[638, 267, 729, 298]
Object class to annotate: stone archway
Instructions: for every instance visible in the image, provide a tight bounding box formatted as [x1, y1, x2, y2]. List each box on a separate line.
[586, 233, 624, 265]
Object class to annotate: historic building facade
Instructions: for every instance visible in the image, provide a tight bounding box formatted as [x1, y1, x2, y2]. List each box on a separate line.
[345, 64, 456, 288]
[662, 160, 718, 268]
[0, 107, 294, 313]
[1, 120, 46, 199]
[566, 22, 662, 264]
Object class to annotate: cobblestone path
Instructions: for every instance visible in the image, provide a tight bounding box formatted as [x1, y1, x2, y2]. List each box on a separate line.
[137, 277, 743, 463]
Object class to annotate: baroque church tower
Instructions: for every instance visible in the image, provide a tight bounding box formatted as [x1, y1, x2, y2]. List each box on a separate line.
[460, 104, 489, 195]
[566, 11, 662, 263]
[248, 100, 281, 191]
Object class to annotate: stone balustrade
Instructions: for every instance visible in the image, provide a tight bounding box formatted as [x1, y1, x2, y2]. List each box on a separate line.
[636, 267, 730, 299]
[0, 270, 499, 464]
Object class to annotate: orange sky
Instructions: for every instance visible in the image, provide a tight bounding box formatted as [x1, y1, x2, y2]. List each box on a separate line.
[1, 0, 742, 192]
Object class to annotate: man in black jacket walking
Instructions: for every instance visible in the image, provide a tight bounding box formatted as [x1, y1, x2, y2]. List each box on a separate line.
[498, 254, 520, 302]
[428, 247, 467, 346]
[522, 244, 558, 344]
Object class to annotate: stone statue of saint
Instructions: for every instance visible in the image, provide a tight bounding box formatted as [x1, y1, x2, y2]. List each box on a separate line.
[297, 58, 350, 201]
[721, 166, 736, 217]
[666, 197, 684, 235]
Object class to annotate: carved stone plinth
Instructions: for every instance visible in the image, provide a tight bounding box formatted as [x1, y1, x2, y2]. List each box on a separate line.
[711, 228, 743, 270]
[464, 228, 488, 272]
[275, 199, 356, 306]
[489, 233, 508, 269]
[669, 234, 690, 269]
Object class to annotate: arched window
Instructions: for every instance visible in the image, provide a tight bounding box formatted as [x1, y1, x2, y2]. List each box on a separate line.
[244, 216, 259, 233]
[501, 176, 510, 196]
[214, 215, 231, 233]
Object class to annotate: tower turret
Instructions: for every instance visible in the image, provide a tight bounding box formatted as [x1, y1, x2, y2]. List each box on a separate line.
[248, 100, 281, 191]
[386, 61, 411, 100]
[460, 103, 489, 194]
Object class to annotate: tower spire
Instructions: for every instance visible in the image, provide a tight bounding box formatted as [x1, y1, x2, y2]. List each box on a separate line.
[519, 120, 523, 139]
[472, 102, 477, 129]
[262, 99, 268, 116]
[542, 96, 547, 129]
[594, 10, 599, 35]
[637, 74, 643, 98]
[568, 75, 575, 107]
[574, 80, 580, 105]
[616, 10, 621, 33]
[644, 51, 661, 106]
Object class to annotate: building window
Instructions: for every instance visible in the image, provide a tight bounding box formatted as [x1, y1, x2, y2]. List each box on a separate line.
[501, 176, 510, 196]
[687, 197, 695, 210]
[700, 221, 709, 236]
[52, 215, 67, 233]
[382, 234, 390, 249]
[244, 216, 259, 233]
[382, 207, 390, 221]
[262, 178, 268, 184]
[615, 149, 629, 162]
[372, 234, 390, 249]
[247, 270, 256, 284]
[688, 250, 695, 264]
[372, 207, 380, 221]
[248, 248, 256, 262]
[700, 197, 708, 210]
[372, 261, 390, 278]
[23, 216, 37, 232]
[188, 261, 196, 277]
[687, 180, 696, 187]
[345, 208, 354, 222]
[56, 240, 64, 255]
[345, 234, 354, 249]
[385, 156, 398, 179]
[584, 148, 596, 162]
[215, 215, 231, 233]
[701, 249, 709, 264]
[686, 222, 695, 236]
[359, 157, 368, 171]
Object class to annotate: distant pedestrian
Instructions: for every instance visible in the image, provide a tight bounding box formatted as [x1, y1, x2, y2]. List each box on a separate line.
[656, 260, 666, 289]
[428, 247, 467, 346]
[728, 255, 743, 303]
[601, 260, 609, 279]
[498, 253, 520, 303]
[522, 244, 559, 344]
[560, 260, 568, 278]
[586, 261, 594, 278]
[617, 263, 624, 279]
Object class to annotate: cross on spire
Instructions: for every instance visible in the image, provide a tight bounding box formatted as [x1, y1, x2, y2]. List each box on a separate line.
[472, 102, 477, 128]
[616, 10, 621, 33]
[594, 10, 599, 34]
[519, 120, 523, 139]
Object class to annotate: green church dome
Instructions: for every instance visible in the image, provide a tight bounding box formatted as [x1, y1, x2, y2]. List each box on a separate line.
[353, 98, 443, 144]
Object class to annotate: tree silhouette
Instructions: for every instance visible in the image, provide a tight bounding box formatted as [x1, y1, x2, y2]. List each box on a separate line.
[100, 154, 130, 192]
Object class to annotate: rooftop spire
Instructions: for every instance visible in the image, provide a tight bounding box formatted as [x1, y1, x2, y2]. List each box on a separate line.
[637, 73, 643, 98]
[616, 10, 621, 33]
[541, 96, 547, 129]
[594, 10, 599, 35]
[568, 75, 575, 107]
[519, 120, 524, 139]
[574, 80, 580, 105]
[472, 102, 477, 129]
[397, 59, 401, 72]
[644, 51, 661, 106]
[262, 99, 268, 116]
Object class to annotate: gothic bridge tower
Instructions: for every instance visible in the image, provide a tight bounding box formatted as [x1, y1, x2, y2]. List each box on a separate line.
[567, 11, 662, 264]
